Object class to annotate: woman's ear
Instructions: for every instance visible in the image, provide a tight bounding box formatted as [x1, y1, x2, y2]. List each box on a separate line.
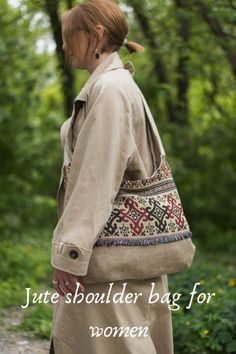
[94, 24, 105, 41]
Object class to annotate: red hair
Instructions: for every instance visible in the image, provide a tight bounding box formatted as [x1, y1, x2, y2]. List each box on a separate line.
[61, 0, 145, 62]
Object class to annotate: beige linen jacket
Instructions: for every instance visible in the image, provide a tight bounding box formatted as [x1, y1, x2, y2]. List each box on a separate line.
[51, 51, 157, 276]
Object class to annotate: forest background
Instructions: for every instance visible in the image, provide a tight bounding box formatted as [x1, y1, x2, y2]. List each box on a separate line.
[0, 0, 236, 353]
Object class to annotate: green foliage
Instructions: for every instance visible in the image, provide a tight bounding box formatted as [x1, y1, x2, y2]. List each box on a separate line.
[16, 303, 53, 339]
[0, 0, 63, 237]
[0, 229, 52, 309]
[169, 254, 236, 354]
[163, 114, 236, 254]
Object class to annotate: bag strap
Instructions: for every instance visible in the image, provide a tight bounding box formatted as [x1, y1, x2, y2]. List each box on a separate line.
[66, 87, 166, 171]
[138, 88, 166, 171]
[140, 89, 166, 156]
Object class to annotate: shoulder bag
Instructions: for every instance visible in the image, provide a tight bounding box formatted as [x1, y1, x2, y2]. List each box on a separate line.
[64, 89, 196, 284]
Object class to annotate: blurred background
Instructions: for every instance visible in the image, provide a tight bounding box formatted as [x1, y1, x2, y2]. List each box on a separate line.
[0, 0, 235, 353]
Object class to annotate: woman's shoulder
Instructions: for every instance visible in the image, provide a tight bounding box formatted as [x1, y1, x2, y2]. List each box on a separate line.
[87, 68, 139, 110]
[98, 66, 135, 91]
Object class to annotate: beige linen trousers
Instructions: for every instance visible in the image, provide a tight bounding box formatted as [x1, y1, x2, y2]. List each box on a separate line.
[49, 51, 174, 354]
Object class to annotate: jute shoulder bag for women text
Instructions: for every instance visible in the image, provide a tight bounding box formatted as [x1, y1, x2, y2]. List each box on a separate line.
[63, 87, 196, 284]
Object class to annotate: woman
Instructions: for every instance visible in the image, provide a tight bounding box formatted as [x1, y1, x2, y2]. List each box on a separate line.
[49, 0, 174, 353]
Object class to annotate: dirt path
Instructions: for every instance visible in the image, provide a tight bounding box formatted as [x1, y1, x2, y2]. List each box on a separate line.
[0, 306, 50, 354]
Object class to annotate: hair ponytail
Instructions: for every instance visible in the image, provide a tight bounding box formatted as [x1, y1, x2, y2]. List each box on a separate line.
[62, 0, 145, 58]
[123, 39, 145, 54]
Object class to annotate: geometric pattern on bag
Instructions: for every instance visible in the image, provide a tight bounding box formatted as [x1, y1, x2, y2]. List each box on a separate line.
[94, 154, 192, 247]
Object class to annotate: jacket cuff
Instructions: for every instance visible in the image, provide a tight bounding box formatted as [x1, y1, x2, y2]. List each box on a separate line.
[51, 241, 93, 276]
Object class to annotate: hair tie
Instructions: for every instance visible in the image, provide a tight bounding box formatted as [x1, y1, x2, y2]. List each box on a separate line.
[122, 38, 128, 46]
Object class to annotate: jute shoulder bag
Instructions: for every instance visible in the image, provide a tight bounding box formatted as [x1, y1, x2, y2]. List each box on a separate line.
[63, 89, 196, 285]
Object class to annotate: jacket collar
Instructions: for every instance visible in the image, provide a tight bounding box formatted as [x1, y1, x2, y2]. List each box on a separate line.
[74, 51, 132, 102]
[66, 51, 135, 155]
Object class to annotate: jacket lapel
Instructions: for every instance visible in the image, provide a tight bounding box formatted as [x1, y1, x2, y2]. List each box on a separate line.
[67, 51, 127, 154]
[56, 51, 135, 214]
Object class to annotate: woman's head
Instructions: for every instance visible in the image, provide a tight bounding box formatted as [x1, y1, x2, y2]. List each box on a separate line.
[61, 0, 144, 69]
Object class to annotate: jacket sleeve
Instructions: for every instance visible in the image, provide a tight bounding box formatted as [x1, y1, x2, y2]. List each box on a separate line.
[51, 82, 136, 276]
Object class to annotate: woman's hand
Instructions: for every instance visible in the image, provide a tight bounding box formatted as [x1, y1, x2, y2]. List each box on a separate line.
[52, 267, 86, 296]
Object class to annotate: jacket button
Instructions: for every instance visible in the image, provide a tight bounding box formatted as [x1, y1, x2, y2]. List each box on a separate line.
[69, 250, 79, 259]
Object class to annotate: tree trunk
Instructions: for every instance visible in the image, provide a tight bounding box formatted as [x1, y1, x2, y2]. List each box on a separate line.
[44, 0, 75, 118]
[196, 1, 236, 78]
[175, 0, 191, 125]
[127, 0, 178, 123]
